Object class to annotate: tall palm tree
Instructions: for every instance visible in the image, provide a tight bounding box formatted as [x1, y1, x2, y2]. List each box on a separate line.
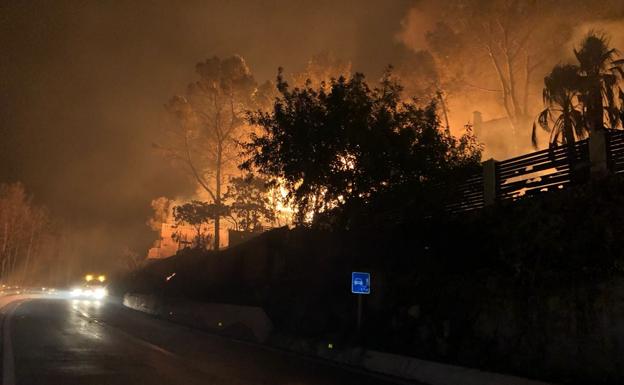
[532, 64, 585, 147]
[575, 32, 624, 132]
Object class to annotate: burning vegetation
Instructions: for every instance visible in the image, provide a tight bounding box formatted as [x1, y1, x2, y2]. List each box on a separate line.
[5, 0, 624, 269]
[147, 24, 624, 258]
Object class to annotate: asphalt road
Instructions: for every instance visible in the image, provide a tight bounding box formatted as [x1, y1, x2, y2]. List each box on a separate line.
[1, 297, 412, 385]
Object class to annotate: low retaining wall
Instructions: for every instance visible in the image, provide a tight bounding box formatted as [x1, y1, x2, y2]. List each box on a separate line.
[124, 292, 553, 385]
[122, 293, 273, 343]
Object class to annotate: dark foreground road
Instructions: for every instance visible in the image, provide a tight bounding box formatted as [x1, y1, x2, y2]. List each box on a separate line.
[1, 297, 414, 385]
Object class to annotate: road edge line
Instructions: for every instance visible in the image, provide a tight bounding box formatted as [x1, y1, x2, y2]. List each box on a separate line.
[2, 300, 28, 385]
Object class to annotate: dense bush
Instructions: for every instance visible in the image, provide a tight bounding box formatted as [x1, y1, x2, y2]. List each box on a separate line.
[243, 70, 481, 225]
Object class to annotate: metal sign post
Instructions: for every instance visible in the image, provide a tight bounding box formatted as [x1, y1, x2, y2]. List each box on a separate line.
[351, 272, 370, 335]
[356, 295, 363, 333]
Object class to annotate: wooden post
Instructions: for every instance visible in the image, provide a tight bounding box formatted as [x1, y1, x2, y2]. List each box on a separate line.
[589, 129, 609, 177]
[483, 158, 497, 206]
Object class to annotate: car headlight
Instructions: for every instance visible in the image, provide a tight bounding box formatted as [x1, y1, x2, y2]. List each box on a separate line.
[93, 287, 108, 299]
[70, 288, 83, 297]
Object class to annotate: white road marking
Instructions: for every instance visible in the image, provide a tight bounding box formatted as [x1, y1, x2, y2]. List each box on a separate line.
[70, 302, 177, 358]
[2, 300, 28, 385]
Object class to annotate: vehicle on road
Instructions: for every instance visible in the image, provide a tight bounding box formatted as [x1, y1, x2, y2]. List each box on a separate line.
[71, 274, 108, 299]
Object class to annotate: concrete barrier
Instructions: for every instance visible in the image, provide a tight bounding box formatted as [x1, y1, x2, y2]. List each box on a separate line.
[123, 293, 554, 385]
[122, 293, 160, 316]
[122, 293, 273, 343]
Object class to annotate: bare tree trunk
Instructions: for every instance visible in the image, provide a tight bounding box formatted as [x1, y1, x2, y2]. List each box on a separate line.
[22, 224, 36, 284]
[2, 221, 8, 259]
[523, 55, 532, 117]
[214, 143, 222, 251]
[5, 240, 12, 280]
[487, 44, 519, 154]
[437, 90, 451, 133]
[194, 224, 202, 249]
[503, 46, 522, 123]
[10, 243, 20, 279]
[0, 228, 5, 281]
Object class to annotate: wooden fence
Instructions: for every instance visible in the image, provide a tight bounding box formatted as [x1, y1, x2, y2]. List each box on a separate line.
[447, 129, 624, 213]
[445, 172, 485, 213]
[607, 129, 624, 175]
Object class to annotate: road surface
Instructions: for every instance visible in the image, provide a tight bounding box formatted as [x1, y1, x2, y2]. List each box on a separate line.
[1, 297, 414, 385]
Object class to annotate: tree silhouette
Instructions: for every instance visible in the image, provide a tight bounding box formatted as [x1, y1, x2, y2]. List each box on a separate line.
[224, 175, 276, 232]
[172, 201, 227, 250]
[0, 183, 53, 283]
[395, 50, 452, 132]
[575, 32, 624, 132]
[532, 64, 584, 147]
[291, 51, 352, 89]
[161, 56, 264, 250]
[534, 32, 624, 147]
[417, 1, 566, 152]
[242, 70, 481, 224]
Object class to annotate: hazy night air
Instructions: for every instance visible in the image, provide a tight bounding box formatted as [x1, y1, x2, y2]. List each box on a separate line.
[3, 0, 624, 271]
[4, 1, 624, 384]
[0, 0, 413, 271]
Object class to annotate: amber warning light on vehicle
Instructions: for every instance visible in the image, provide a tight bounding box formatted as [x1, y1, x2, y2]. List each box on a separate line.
[84, 274, 106, 282]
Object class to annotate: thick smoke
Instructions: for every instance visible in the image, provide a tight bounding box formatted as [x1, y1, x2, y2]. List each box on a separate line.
[396, 0, 624, 158]
[5, 0, 624, 273]
[0, 0, 413, 272]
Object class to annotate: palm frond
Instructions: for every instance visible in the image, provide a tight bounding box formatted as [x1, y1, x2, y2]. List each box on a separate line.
[610, 66, 624, 78]
[551, 129, 561, 145]
[571, 110, 586, 139]
[603, 73, 618, 87]
[531, 122, 539, 149]
[606, 105, 621, 128]
[553, 115, 565, 134]
[604, 86, 619, 128]
[538, 109, 550, 131]
[602, 48, 618, 63]
[574, 49, 582, 64]
[571, 108, 585, 127]
[605, 84, 616, 104]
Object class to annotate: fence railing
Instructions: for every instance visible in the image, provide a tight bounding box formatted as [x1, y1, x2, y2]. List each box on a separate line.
[497, 139, 590, 201]
[607, 129, 624, 175]
[447, 129, 624, 213]
[445, 171, 485, 213]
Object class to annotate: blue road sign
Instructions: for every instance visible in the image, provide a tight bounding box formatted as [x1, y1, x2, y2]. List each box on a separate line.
[351, 272, 370, 294]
